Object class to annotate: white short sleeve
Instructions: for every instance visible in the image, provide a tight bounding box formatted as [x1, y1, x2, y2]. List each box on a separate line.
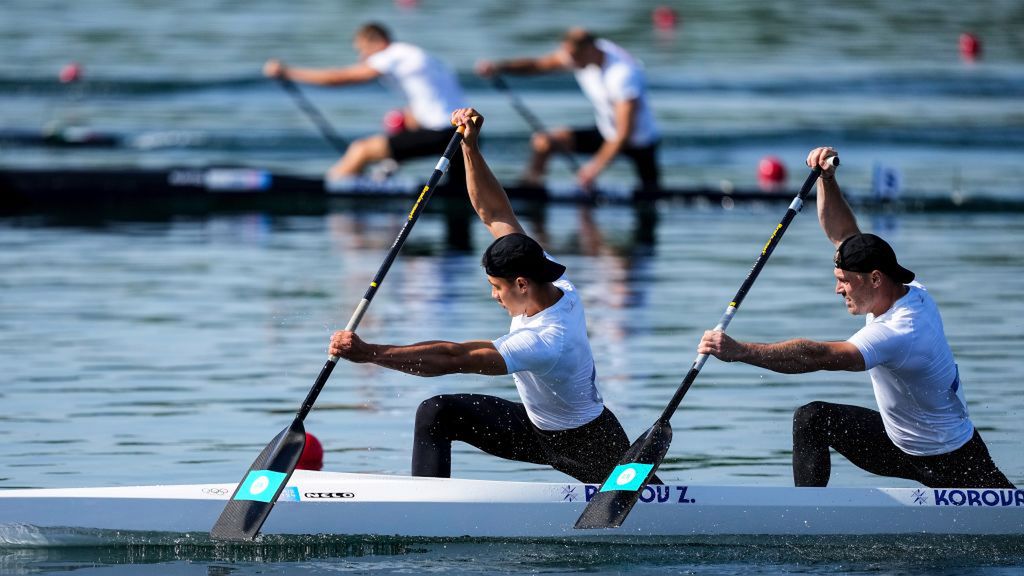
[605, 65, 642, 102]
[847, 321, 906, 370]
[366, 49, 398, 75]
[493, 329, 560, 376]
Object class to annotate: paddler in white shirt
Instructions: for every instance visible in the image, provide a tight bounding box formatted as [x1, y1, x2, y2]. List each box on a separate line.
[264, 22, 468, 182]
[698, 146, 1015, 489]
[477, 28, 660, 195]
[328, 108, 635, 483]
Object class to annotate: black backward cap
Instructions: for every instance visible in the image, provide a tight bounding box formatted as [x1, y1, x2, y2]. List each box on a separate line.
[482, 233, 565, 282]
[835, 233, 915, 284]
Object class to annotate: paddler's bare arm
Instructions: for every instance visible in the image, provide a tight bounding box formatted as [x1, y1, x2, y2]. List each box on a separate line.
[475, 51, 570, 76]
[330, 330, 508, 377]
[452, 108, 526, 239]
[698, 331, 865, 374]
[808, 147, 859, 247]
[263, 59, 380, 87]
[578, 98, 637, 189]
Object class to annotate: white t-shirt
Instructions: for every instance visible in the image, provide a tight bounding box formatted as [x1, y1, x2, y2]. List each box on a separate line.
[573, 39, 659, 147]
[847, 282, 974, 456]
[366, 42, 467, 130]
[492, 273, 606, 431]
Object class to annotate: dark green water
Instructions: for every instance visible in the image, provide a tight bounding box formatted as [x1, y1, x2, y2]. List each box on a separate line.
[3, 531, 1024, 575]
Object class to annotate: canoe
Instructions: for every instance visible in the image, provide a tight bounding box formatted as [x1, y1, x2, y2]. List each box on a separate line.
[1, 471, 1021, 538]
[2, 166, 1020, 215]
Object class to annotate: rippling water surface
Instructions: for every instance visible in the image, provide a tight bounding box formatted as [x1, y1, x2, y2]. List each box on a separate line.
[3, 207, 1022, 485]
[1, 0, 1023, 574]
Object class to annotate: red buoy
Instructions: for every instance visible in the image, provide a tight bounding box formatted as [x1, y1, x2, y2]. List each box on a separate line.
[59, 62, 82, 84]
[383, 109, 407, 135]
[758, 156, 787, 192]
[652, 6, 679, 31]
[297, 432, 324, 471]
[959, 33, 981, 61]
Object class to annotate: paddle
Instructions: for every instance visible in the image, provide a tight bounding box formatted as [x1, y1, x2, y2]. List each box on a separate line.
[274, 74, 348, 156]
[490, 74, 582, 174]
[575, 155, 839, 530]
[210, 121, 472, 541]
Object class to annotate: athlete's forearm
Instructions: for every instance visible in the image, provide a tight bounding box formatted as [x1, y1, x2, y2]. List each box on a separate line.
[589, 137, 624, 172]
[589, 100, 635, 172]
[735, 339, 846, 374]
[495, 55, 564, 75]
[361, 341, 466, 377]
[283, 66, 372, 87]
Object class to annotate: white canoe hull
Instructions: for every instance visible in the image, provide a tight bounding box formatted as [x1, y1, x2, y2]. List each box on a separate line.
[1, 471, 1021, 538]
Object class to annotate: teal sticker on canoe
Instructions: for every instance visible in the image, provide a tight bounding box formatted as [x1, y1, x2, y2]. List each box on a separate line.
[599, 463, 654, 492]
[234, 470, 288, 502]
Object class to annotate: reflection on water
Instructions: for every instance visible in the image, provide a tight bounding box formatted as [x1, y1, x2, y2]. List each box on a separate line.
[2, 529, 1024, 575]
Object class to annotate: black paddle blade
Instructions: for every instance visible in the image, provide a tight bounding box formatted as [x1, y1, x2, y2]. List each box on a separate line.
[210, 419, 306, 541]
[574, 422, 672, 529]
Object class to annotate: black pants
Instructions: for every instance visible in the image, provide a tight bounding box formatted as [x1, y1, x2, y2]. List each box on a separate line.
[792, 401, 1015, 488]
[571, 128, 660, 194]
[386, 127, 466, 189]
[388, 127, 457, 162]
[412, 393, 630, 483]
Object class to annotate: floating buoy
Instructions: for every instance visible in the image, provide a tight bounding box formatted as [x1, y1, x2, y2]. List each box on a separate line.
[758, 156, 787, 191]
[297, 432, 324, 471]
[383, 109, 406, 135]
[758, 156, 786, 182]
[59, 62, 82, 84]
[652, 6, 679, 31]
[959, 33, 981, 61]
